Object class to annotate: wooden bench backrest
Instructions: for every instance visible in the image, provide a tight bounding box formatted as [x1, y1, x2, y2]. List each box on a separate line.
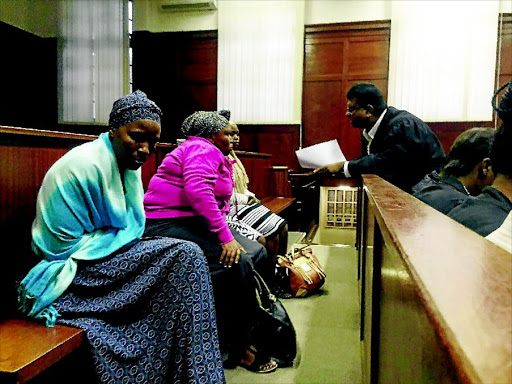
[359, 174, 512, 384]
[0, 127, 96, 320]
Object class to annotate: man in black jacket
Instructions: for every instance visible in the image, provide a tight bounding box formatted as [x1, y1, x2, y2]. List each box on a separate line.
[316, 83, 445, 193]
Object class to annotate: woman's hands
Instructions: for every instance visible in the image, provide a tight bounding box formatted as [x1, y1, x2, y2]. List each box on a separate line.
[220, 239, 246, 267]
[247, 195, 260, 205]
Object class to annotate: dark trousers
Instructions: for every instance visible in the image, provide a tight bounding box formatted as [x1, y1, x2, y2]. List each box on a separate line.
[144, 216, 271, 358]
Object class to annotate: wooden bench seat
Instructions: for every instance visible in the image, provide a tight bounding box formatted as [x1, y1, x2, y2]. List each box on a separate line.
[0, 319, 84, 384]
[260, 196, 296, 214]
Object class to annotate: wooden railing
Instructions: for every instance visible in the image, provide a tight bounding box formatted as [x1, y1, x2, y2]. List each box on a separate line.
[359, 175, 512, 384]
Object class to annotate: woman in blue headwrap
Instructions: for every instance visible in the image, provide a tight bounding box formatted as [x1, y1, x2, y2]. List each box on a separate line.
[18, 90, 225, 384]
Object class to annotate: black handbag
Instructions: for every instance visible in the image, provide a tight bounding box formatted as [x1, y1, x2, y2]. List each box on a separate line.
[250, 271, 297, 367]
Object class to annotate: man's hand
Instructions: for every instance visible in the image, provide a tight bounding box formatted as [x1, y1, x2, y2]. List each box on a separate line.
[314, 161, 345, 174]
[220, 239, 246, 267]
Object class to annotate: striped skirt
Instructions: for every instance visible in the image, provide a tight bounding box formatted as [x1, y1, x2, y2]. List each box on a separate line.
[53, 237, 225, 384]
[228, 202, 287, 240]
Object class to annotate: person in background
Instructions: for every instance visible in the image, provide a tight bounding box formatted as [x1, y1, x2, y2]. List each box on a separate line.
[315, 83, 445, 193]
[485, 81, 512, 253]
[143, 111, 278, 374]
[448, 82, 512, 247]
[18, 90, 225, 383]
[412, 127, 495, 214]
[218, 110, 289, 270]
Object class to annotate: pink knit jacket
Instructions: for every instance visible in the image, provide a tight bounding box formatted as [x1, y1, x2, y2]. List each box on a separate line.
[144, 137, 234, 244]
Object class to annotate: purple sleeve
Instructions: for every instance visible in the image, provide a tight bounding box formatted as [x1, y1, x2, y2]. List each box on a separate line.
[182, 145, 234, 244]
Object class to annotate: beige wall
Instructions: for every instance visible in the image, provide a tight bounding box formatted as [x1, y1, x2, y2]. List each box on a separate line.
[305, 0, 391, 25]
[133, 0, 392, 32]
[134, 0, 511, 33]
[133, 0, 218, 32]
[501, 0, 512, 12]
[3, 0, 507, 36]
[0, 0, 60, 37]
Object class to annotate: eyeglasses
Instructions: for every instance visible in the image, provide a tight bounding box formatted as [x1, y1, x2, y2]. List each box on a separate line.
[346, 105, 364, 114]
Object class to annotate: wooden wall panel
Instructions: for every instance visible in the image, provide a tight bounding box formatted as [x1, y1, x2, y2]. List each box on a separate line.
[132, 30, 218, 144]
[347, 38, 390, 77]
[181, 40, 218, 82]
[0, 22, 57, 129]
[302, 21, 391, 164]
[304, 41, 344, 78]
[237, 124, 300, 172]
[428, 121, 494, 154]
[302, 81, 345, 152]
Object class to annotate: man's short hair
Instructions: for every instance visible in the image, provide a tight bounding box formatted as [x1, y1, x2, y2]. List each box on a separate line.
[442, 128, 495, 177]
[346, 83, 387, 115]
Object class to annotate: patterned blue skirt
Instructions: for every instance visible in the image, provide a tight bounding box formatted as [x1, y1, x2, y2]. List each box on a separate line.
[53, 237, 225, 384]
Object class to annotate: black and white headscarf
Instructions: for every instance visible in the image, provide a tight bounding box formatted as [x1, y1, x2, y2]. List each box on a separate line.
[181, 111, 229, 138]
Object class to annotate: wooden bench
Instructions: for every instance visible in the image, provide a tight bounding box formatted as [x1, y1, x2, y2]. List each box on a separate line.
[0, 125, 293, 383]
[358, 175, 512, 383]
[260, 196, 296, 214]
[0, 320, 85, 383]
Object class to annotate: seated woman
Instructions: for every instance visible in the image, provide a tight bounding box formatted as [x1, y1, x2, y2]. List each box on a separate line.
[18, 91, 225, 384]
[448, 82, 512, 238]
[412, 127, 495, 214]
[143, 111, 278, 374]
[218, 111, 289, 266]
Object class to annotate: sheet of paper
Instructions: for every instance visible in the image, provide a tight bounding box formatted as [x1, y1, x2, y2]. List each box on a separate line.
[295, 139, 346, 169]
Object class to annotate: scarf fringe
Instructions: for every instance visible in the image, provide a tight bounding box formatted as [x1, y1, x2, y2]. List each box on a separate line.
[18, 284, 60, 328]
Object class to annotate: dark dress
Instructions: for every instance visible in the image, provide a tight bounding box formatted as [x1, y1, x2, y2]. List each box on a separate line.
[412, 171, 471, 214]
[144, 217, 270, 362]
[347, 107, 446, 193]
[447, 187, 512, 236]
[54, 237, 225, 384]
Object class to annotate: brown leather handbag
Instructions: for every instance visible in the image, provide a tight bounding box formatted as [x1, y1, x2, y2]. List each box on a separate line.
[276, 245, 326, 297]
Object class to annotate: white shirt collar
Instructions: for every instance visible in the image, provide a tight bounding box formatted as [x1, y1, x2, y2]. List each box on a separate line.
[363, 109, 387, 141]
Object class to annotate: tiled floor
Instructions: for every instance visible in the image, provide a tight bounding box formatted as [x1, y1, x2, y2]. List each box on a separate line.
[224, 241, 362, 384]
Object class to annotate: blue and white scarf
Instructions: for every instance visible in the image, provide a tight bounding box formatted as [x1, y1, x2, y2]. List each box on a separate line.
[18, 132, 145, 326]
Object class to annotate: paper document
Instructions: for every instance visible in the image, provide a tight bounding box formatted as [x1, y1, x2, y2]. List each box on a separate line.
[295, 139, 346, 169]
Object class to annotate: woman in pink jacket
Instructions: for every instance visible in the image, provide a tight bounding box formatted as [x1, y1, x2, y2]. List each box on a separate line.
[144, 111, 277, 374]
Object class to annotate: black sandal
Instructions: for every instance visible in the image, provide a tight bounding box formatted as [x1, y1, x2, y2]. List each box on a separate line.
[239, 346, 278, 374]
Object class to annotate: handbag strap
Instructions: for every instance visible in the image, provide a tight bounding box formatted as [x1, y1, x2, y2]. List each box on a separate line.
[253, 271, 277, 313]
